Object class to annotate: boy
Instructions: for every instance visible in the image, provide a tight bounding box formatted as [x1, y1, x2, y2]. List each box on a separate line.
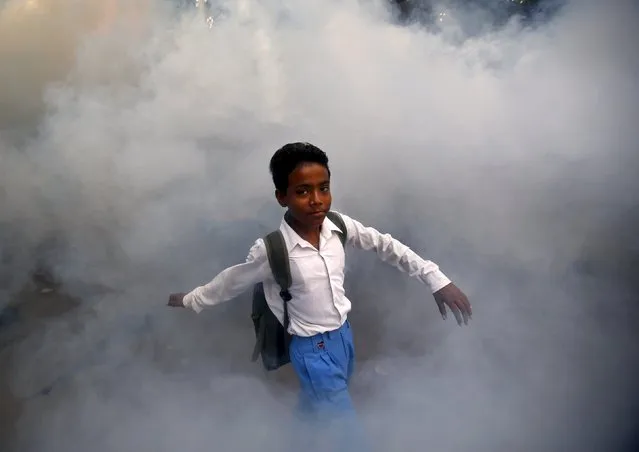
[168, 142, 471, 448]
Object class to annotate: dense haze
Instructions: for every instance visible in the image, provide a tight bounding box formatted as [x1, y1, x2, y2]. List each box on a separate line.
[1, 0, 638, 451]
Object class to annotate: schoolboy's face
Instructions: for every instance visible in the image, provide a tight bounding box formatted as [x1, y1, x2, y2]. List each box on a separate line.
[276, 162, 332, 228]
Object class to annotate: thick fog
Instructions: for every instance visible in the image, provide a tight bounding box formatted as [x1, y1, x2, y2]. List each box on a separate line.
[1, 0, 638, 451]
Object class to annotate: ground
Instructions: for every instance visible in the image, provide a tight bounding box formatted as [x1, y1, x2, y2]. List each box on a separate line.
[0, 274, 409, 449]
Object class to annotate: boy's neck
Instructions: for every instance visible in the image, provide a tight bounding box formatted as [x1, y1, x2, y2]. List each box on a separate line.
[284, 211, 321, 239]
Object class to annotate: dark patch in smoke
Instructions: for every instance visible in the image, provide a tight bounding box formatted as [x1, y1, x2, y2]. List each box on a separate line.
[1, 0, 638, 451]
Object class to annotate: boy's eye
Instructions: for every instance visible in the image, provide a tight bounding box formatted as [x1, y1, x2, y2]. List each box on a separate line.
[295, 185, 329, 195]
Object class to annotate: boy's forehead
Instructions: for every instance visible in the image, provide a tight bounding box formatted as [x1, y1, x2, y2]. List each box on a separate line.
[290, 162, 330, 184]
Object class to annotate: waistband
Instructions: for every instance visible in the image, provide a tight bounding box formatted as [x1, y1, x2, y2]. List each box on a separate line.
[290, 320, 350, 352]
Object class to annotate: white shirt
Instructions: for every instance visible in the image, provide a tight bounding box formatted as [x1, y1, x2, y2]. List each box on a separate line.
[183, 211, 451, 337]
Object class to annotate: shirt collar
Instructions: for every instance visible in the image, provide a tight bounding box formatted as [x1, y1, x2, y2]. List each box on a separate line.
[279, 213, 342, 251]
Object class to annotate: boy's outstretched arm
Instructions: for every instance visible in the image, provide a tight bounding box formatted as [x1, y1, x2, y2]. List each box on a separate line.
[167, 239, 270, 312]
[337, 212, 472, 326]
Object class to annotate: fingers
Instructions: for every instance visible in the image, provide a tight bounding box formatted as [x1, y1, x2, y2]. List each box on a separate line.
[447, 301, 464, 326]
[435, 284, 472, 326]
[460, 294, 472, 319]
[436, 300, 447, 320]
[443, 297, 472, 326]
[455, 299, 469, 325]
[167, 294, 184, 308]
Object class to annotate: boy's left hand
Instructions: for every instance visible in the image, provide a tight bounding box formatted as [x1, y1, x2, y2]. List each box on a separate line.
[167, 292, 187, 308]
[433, 283, 472, 326]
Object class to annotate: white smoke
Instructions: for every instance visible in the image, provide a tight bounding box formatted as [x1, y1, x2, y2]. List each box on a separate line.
[1, 0, 638, 451]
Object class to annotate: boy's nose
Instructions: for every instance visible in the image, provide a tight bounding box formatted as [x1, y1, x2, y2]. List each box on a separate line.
[310, 192, 322, 205]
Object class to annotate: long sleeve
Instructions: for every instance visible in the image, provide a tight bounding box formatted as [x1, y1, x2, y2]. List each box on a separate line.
[183, 239, 270, 313]
[338, 212, 452, 293]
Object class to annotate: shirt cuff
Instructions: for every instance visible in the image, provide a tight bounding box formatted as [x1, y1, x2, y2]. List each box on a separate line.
[424, 270, 452, 293]
[183, 291, 203, 313]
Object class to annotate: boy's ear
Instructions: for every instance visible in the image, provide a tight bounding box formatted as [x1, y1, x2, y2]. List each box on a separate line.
[275, 189, 287, 207]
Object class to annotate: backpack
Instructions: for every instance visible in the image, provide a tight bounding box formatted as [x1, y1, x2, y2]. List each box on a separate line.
[250, 211, 347, 371]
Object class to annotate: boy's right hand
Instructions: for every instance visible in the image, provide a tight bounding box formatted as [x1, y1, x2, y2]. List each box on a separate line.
[168, 292, 187, 308]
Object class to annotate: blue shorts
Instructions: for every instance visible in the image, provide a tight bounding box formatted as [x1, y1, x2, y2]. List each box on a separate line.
[288, 320, 369, 452]
[289, 319, 356, 415]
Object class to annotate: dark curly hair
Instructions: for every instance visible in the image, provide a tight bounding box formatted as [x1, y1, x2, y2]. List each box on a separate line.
[269, 142, 331, 193]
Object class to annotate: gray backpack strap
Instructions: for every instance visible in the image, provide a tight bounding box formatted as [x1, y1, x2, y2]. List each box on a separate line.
[263, 231, 292, 329]
[326, 211, 347, 247]
[250, 286, 268, 362]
